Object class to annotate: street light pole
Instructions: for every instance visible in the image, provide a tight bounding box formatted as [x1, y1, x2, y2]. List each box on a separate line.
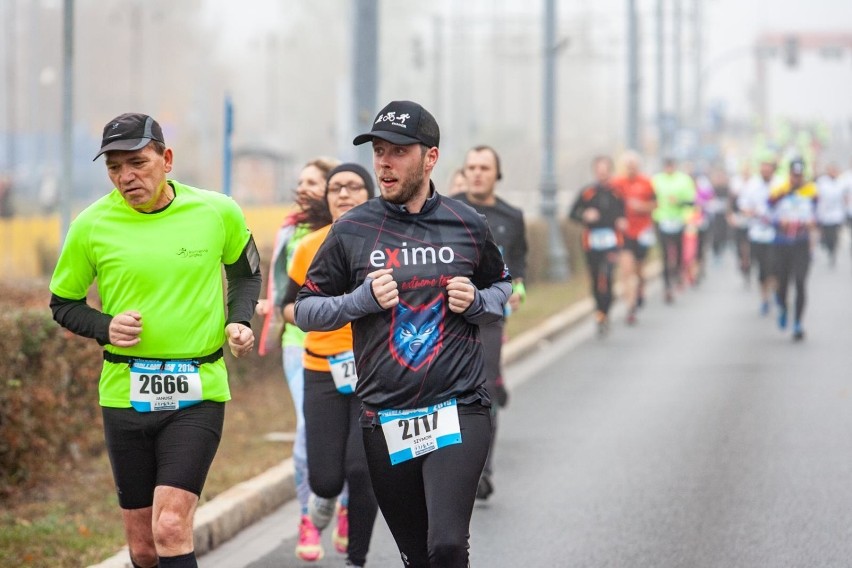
[627, 0, 640, 151]
[60, 0, 73, 242]
[352, 0, 378, 167]
[656, 0, 666, 157]
[540, 0, 569, 281]
[673, 0, 682, 131]
[5, 0, 17, 182]
[692, 0, 703, 132]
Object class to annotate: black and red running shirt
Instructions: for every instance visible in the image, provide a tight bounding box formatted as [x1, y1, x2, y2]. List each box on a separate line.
[295, 187, 511, 411]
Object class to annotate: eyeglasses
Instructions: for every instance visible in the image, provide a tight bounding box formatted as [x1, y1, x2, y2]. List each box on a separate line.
[327, 182, 367, 194]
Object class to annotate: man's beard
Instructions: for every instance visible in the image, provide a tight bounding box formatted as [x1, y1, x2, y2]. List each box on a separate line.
[383, 156, 426, 205]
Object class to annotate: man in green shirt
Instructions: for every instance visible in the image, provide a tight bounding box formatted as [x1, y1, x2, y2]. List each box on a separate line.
[49, 113, 261, 568]
[652, 157, 697, 303]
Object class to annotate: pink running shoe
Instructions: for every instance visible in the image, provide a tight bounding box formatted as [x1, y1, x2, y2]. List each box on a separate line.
[333, 504, 349, 554]
[296, 515, 324, 562]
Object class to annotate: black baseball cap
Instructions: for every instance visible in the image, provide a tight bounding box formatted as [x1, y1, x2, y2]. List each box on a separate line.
[94, 113, 165, 160]
[789, 158, 805, 175]
[353, 100, 440, 148]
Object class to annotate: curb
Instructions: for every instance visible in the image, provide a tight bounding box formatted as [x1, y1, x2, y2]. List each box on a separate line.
[90, 260, 661, 567]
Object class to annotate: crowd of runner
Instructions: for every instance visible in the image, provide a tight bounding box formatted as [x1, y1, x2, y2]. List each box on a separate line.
[263, 140, 852, 565]
[50, 105, 852, 568]
[567, 148, 852, 342]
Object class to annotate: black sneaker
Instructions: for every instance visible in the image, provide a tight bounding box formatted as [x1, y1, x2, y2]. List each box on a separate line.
[476, 474, 493, 500]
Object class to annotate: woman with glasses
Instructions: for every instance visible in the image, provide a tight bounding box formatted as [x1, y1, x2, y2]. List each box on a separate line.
[255, 157, 344, 561]
[283, 163, 378, 568]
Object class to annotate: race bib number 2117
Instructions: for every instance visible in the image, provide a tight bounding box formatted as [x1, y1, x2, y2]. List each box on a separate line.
[378, 399, 462, 465]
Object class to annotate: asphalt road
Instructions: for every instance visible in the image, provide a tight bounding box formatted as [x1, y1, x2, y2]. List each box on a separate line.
[201, 246, 852, 568]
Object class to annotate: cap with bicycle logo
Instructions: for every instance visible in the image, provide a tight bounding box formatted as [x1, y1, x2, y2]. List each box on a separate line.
[353, 100, 440, 149]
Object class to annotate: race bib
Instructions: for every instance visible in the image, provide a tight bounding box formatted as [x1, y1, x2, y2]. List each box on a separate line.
[588, 228, 618, 250]
[378, 399, 462, 465]
[129, 359, 203, 412]
[328, 350, 358, 394]
[777, 196, 814, 224]
[749, 223, 776, 243]
[658, 218, 685, 234]
[637, 227, 657, 247]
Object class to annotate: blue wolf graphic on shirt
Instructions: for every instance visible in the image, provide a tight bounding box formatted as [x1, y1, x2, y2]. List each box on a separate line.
[390, 295, 444, 371]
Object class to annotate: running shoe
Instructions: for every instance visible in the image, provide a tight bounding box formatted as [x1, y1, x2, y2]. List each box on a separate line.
[333, 504, 349, 554]
[626, 309, 637, 326]
[309, 494, 335, 531]
[760, 301, 770, 317]
[476, 473, 494, 500]
[777, 308, 788, 330]
[296, 515, 324, 562]
[792, 322, 805, 341]
[595, 311, 609, 338]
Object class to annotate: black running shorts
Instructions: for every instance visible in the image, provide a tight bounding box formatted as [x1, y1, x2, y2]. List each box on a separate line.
[623, 236, 650, 261]
[101, 400, 225, 509]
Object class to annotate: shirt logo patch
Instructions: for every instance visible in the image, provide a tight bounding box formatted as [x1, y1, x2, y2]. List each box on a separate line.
[177, 247, 209, 258]
[390, 295, 444, 372]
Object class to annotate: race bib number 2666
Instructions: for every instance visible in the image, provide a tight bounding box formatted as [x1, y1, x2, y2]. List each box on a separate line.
[129, 359, 203, 412]
[378, 399, 462, 465]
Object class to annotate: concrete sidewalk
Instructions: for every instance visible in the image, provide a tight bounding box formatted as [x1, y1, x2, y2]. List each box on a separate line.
[90, 263, 658, 568]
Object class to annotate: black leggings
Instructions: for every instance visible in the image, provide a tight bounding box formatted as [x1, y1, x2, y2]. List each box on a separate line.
[363, 403, 492, 568]
[820, 223, 841, 259]
[478, 320, 505, 477]
[735, 227, 751, 278]
[710, 214, 729, 257]
[774, 240, 811, 324]
[304, 369, 378, 567]
[585, 249, 618, 315]
[750, 241, 775, 285]
[657, 228, 684, 291]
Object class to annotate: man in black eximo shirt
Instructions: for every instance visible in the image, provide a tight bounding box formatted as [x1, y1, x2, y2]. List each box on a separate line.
[295, 100, 511, 568]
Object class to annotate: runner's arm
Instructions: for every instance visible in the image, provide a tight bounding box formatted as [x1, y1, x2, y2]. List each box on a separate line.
[568, 188, 589, 223]
[294, 276, 384, 331]
[223, 235, 262, 327]
[294, 228, 384, 331]
[461, 280, 512, 325]
[49, 294, 112, 345]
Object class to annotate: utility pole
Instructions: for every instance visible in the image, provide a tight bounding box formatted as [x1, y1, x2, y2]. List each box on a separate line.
[222, 95, 233, 197]
[626, 0, 640, 151]
[692, 0, 702, 133]
[60, 0, 73, 241]
[673, 0, 682, 132]
[5, 0, 17, 182]
[540, 0, 569, 281]
[432, 14, 443, 125]
[352, 0, 378, 167]
[656, 0, 666, 158]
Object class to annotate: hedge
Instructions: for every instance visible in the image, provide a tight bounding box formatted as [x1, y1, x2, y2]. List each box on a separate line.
[0, 303, 104, 499]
